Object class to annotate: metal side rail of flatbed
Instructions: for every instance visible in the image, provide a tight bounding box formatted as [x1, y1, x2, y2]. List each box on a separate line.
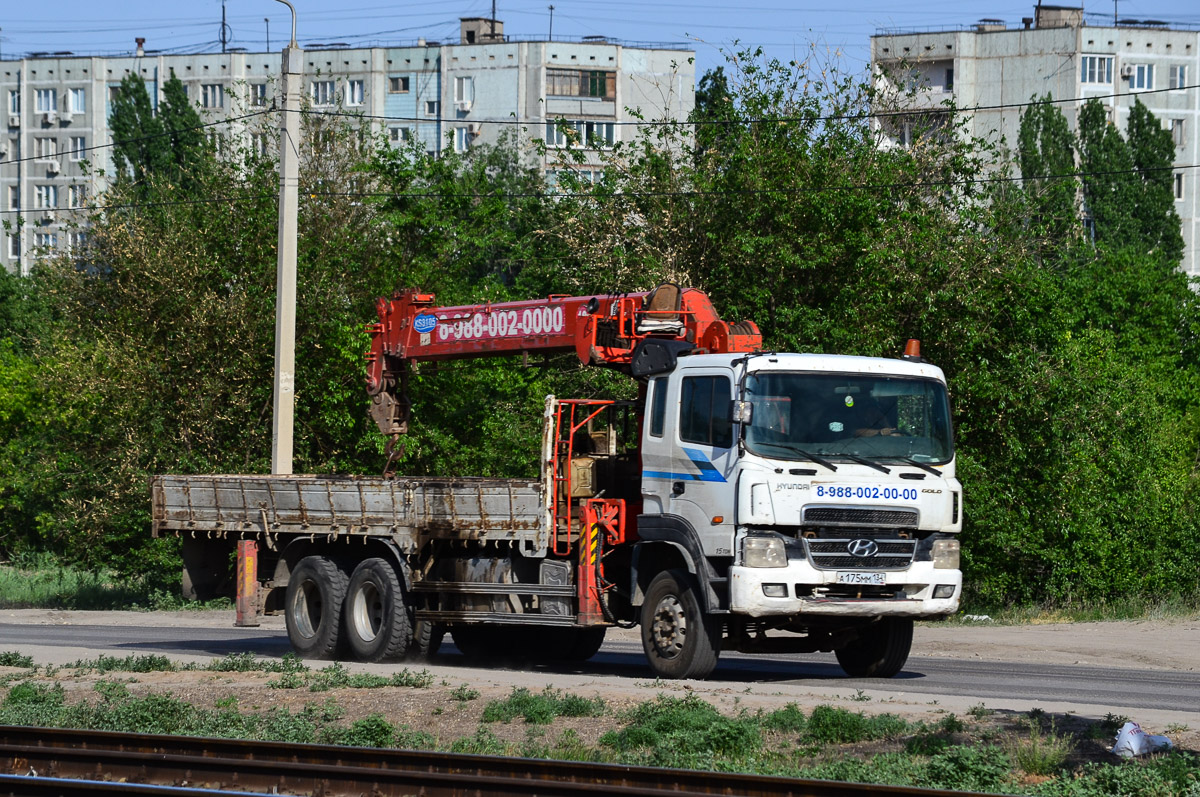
[1, 726, 997, 797]
[151, 473, 550, 549]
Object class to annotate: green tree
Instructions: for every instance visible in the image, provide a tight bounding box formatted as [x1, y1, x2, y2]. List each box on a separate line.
[1017, 95, 1080, 254]
[108, 74, 169, 182]
[1126, 99, 1184, 263]
[1077, 98, 1141, 248]
[158, 73, 208, 191]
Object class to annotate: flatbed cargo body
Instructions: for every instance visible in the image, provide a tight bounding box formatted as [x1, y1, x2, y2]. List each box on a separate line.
[152, 474, 550, 551]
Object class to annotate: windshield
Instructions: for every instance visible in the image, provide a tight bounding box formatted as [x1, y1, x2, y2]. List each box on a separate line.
[742, 372, 954, 465]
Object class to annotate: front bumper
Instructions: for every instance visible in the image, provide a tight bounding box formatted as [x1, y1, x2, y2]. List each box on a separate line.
[729, 560, 961, 618]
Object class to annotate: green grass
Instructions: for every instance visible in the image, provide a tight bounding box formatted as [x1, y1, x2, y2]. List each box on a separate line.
[0, 557, 231, 612]
[481, 687, 605, 725]
[950, 591, 1200, 625]
[0, 674, 1196, 796]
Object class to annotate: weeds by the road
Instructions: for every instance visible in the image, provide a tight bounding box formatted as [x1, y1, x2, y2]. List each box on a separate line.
[954, 591, 1200, 625]
[0, 555, 230, 611]
[0, 654, 1196, 796]
[481, 687, 604, 725]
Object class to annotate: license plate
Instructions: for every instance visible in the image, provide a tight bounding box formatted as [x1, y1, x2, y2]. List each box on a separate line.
[814, 485, 920, 501]
[836, 571, 887, 586]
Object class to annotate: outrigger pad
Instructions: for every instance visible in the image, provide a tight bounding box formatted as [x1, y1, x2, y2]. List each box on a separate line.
[630, 338, 695, 378]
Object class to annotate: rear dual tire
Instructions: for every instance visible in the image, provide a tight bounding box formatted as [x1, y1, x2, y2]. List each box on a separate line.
[284, 556, 349, 660]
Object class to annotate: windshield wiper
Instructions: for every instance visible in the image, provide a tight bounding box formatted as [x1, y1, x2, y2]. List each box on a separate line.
[842, 453, 891, 475]
[900, 457, 942, 476]
[870, 456, 942, 476]
[766, 444, 838, 472]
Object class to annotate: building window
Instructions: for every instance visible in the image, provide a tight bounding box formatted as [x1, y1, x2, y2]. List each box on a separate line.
[1170, 119, 1185, 148]
[388, 76, 410, 93]
[69, 184, 88, 208]
[454, 126, 471, 153]
[202, 84, 225, 109]
[68, 231, 88, 252]
[7, 90, 18, 114]
[944, 68, 954, 91]
[454, 76, 474, 107]
[9, 186, 20, 210]
[1176, 172, 1185, 201]
[544, 119, 616, 149]
[251, 132, 270, 156]
[35, 137, 58, 159]
[68, 88, 86, 114]
[69, 136, 86, 160]
[108, 85, 121, 102]
[1131, 63, 1154, 91]
[35, 89, 57, 113]
[1169, 65, 1187, 90]
[311, 80, 335, 106]
[425, 100, 439, 116]
[546, 68, 615, 99]
[7, 234, 19, 259]
[1080, 55, 1113, 84]
[346, 79, 364, 106]
[35, 233, 57, 249]
[250, 83, 268, 107]
[389, 126, 412, 144]
[206, 130, 225, 155]
[34, 185, 57, 210]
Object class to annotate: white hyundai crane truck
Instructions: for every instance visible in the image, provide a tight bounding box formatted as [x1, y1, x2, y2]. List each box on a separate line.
[152, 284, 961, 679]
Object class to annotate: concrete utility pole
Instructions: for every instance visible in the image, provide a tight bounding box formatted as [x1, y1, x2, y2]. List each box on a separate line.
[272, 0, 300, 475]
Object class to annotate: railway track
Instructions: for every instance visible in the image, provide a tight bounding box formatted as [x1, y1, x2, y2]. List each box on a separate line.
[1, 725, 997, 797]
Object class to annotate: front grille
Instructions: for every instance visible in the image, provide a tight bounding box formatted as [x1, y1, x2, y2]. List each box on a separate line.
[803, 507, 918, 527]
[805, 538, 916, 571]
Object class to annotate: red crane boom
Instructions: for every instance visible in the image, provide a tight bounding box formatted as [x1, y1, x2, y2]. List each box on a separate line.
[364, 284, 760, 442]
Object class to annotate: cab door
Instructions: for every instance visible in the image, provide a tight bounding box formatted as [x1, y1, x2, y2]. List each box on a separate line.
[641, 368, 738, 557]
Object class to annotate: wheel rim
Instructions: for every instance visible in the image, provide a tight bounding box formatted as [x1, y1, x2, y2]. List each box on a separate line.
[351, 581, 383, 643]
[293, 578, 321, 639]
[649, 594, 687, 659]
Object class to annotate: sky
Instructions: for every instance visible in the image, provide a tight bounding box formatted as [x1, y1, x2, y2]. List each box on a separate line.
[3, 0, 1198, 80]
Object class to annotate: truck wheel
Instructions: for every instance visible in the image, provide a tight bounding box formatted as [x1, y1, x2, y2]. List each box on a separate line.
[835, 618, 913, 677]
[408, 619, 445, 660]
[285, 556, 348, 660]
[344, 558, 412, 662]
[640, 570, 720, 679]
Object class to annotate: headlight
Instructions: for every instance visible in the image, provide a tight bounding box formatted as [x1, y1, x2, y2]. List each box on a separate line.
[743, 536, 787, 568]
[932, 539, 960, 570]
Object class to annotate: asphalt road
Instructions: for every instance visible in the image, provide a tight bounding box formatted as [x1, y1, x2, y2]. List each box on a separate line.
[2, 622, 1196, 716]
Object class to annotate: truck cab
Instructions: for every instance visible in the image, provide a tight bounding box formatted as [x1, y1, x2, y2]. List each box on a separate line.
[633, 350, 962, 678]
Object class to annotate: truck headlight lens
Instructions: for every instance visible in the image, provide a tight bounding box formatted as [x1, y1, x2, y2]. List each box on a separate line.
[932, 539, 960, 569]
[743, 536, 787, 568]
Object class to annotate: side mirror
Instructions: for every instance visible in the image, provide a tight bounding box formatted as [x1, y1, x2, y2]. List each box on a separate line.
[730, 400, 753, 425]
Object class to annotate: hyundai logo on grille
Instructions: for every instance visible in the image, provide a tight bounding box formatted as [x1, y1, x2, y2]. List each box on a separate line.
[847, 539, 879, 557]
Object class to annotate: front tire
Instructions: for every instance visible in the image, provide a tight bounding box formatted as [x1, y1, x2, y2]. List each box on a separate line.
[640, 570, 720, 679]
[835, 617, 913, 677]
[285, 556, 348, 659]
[343, 557, 411, 662]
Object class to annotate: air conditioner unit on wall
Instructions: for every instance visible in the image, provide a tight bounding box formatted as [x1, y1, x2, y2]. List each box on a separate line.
[40, 211, 55, 223]
[456, 100, 473, 112]
[6, 115, 19, 128]
[46, 160, 60, 175]
[1120, 63, 1134, 78]
[42, 111, 58, 124]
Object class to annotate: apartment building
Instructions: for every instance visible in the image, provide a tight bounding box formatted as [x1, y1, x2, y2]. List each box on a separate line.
[0, 18, 694, 275]
[871, 5, 1200, 276]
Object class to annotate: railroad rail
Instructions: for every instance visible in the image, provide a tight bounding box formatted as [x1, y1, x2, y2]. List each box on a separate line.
[1, 726, 998, 797]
